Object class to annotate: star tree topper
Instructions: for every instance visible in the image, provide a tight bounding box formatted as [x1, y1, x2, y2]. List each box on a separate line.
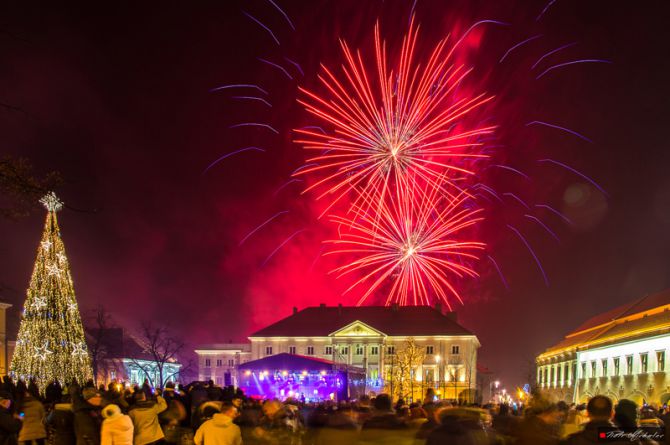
[40, 192, 63, 212]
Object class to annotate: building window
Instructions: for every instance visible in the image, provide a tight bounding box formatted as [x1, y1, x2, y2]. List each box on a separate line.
[613, 357, 620, 376]
[205, 359, 211, 368]
[426, 346, 434, 355]
[425, 368, 435, 383]
[657, 351, 665, 371]
[370, 346, 379, 355]
[557, 366, 562, 384]
[626, 355, 633, 375]
[216, 359, 222, 367]
[550, 367, 555, 384]
[110, 370, 116, 380]
[564, 364, 569, 383]
[266, 346, 273, 356]
[370, 369, 379, 380]
[591, 361, 596, 377]
[544, 368, 548, 385]
[325, 346, 333, 355]
[387, 346, 395, 355]
[451, 345, 460, 355]
[581, 362, 586, 378]
[215, 377, 223, 385]
[228, 359, 234, 366]
[640, 353, 648, 373]
[289, 346, 296, 354]
[340, 346, 349, 355]
[601, 359, 608, 377]
[353, 345, 362, 355]
[307, 346, 314, 355]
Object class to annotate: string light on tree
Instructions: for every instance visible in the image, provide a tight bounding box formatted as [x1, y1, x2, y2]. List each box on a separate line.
[11, 192, 92, 392]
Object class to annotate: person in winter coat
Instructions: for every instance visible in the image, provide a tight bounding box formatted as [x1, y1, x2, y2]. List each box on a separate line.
[0, 392, 22, 445]
[45, 396, 75, 445]
[100, 404, 133, 445]
[17, 392, 46, 445]
[128, 392, 167, 445]
[72, 386, 104, 445]
[194, 404, 242, 445]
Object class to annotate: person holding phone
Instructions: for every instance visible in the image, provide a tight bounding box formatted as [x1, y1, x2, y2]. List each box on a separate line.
[0, 391, 22, 445]
[17, 390, 46, 445]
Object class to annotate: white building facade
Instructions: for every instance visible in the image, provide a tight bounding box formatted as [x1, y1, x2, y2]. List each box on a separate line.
[537, 290, 670, 405]
[195, 343, 251, 387]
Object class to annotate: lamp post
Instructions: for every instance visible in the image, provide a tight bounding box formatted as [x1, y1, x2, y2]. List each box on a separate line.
[489, 380, 500, 403]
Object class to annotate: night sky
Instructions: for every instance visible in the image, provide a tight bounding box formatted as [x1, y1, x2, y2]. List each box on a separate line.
[1, 0, 670, 388]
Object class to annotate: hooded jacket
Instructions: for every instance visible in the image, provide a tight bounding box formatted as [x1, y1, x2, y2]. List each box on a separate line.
[101, 407, 134, 445]
[17, 397, 46, 441]
[194, 413, 242, 445]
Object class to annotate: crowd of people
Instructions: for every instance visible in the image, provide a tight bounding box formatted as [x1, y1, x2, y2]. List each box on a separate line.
[0, 378, 667, 445]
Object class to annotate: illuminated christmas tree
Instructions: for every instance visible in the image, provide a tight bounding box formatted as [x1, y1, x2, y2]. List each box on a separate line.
[11, 192, 92, 390]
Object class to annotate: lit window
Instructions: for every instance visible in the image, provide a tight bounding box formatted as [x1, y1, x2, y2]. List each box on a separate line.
[205, 359, 211, 367]
[451, 345, 460, 355]
[228, 359, 234, 367]
[340, 346, 349, 355]
[564, 364, 569, 382]
[591, 361, 596, 377]
[266, 346, 273, 355]
[426, 346, 434, 355]
[110, 370, 116, 380]
[370, 346, 378, 355]
[581, 362, 586, 378]
[657, 351, 665, 371]
[626, 355, 633, 375]
[387, 346, 395, 355]
[307, 346, 314, 355]
[356, 346, 363, 355]
[556, 366, 562, 384]
[601, 359, 607, 377]
[613, 357, 620, 376]
[640, 353, 648, 373]
[216, 359, 222, 367]
[325, 346, 333, 355]
[289, 346, 296, 354]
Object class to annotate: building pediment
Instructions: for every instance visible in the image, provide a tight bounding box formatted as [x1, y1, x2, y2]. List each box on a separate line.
[329, 320, 386, 338]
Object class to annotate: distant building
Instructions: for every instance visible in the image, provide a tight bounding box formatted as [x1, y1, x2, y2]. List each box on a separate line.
[194, 343, 251, 386]
[196, 304, 480, 401]
[0, 302, 12, 375]
[86, 327, 181, 388]
[537, 290, 670, 405]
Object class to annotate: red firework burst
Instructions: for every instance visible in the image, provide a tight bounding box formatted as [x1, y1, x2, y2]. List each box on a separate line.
[325, 182, 485, 308]
[294, 17, 495, 217]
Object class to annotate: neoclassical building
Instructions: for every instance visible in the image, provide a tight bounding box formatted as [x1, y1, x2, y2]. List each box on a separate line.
[537, 290, 670, 405]
[195, 343, 252, 387]
[196, 304, 481, 401]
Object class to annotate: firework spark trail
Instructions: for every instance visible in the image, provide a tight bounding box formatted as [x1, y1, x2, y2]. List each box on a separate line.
[499, 34, 542, 63]
[308, 246, 325, 272]
[536, 59, 612, 79]
[474, 183, 503, 203]
[502, 192, 530, 210]
[243, 11, 280, 45]
[266, 0, 295, 30]
[507, 224, 549, 286]
[262, 229, 306, 266]
[295, 18, 496, 218]
[273, 178, 303, 196]
[524, 214, 560, 242]
[230, 122, 279, 134]
[526, 120, 592, 143]
[487, 255, 509, 290]
[490, 164, 531, 180]
[538, 159, 608, 196]
[536, 0, 558, 21]
[203, 147, 266, 174]
[297, 126, 325, 134]
[291, 163, 318, 175]
[531, 42, 577, 70]
[258, 57, 293, 79]
[210, 84, 268, 94]
[239, 211, 289, 246]
[535, 204, 573, 225]
[284, 57, 304, 76]
[325, 183, 485, 308]
[232, 96, 273, 107]
[453, 20, 510, 51]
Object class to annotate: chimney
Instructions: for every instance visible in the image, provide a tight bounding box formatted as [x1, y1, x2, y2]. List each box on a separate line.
[319, 303, 326, 309]
[292, 307, 298, 315]
[446, 311, 458, 322]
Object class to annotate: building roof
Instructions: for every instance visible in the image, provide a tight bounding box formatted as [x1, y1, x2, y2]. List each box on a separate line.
[539, 289, 670, 358]
[195, 343, 251, 353]
[238, 353, 364, 373]
[249, 305, 474, 337]
[86, 327, 179, 363]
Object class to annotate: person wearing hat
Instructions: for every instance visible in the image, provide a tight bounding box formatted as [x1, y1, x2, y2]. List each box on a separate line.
[100, 404, 133, 445]
[0, 391, 22, 445]
[72, 385, 104, 445]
